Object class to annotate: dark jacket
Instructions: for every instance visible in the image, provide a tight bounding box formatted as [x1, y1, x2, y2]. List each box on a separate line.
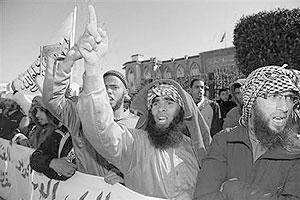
[216, 99, 236, 120]
[0, 102, 25, 140]
[30, 127, 73, 181]
[209, 100, 223, 137]
[194, 125, 300, 200]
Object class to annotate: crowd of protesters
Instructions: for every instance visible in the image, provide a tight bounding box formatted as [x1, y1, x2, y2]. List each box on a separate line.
[1, 5, 300, 200]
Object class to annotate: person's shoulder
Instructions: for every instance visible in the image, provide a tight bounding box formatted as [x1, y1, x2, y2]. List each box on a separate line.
[50, 129, 64, 139]
[208, 99, 220, 112]
[128, 111, 139, 120]
[213, 125, 246, 140]
[127, 127, 147, 137]
[208, 99, 219, 106]
[226, 106, 240, 115]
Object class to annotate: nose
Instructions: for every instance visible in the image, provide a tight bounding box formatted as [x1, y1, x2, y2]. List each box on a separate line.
[276, 98, 290, 112]
[35, 111, 41, 118]
[106, 88, 112, 95]
[157, 102, 166, 112]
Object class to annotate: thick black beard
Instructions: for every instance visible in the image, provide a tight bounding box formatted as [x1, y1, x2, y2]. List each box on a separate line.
[280, 119, 300, 152]
[146, 108, 187, 150]
[253, 104, 294, 149]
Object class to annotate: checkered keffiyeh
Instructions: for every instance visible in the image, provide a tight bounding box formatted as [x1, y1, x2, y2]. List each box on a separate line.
[241, 65, 300, 126]
[147, 84, 183, 110]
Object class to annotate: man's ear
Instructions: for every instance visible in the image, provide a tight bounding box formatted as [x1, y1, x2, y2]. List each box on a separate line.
[124, 89, 131, 101]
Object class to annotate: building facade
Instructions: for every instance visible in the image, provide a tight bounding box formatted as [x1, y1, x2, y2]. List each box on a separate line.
[123, 47, 244, 99]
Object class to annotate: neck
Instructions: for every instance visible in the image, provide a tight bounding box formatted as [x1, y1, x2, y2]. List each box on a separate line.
[113, 105, 125, 119]
[199, 96, 206, 105]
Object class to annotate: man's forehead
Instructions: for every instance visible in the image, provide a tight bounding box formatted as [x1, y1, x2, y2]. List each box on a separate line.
[272, 90, 297, 95]
[36, 107, 45, 112]
[104, 75, 124, 86]
[234, 88, 241, 93]
[194, 80, 204, 86]
[153, 95, 176, 102]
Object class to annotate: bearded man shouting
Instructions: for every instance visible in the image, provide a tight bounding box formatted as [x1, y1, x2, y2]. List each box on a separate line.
[194, 65, 300, 200]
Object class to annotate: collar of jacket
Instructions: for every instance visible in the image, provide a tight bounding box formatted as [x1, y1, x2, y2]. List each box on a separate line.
[226, 125, 300, 160]
[114, 109, 130, 122]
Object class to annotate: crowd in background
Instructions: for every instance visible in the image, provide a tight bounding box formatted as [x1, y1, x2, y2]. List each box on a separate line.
[0, 82, 239, 148]
[1, 5, 300, 200]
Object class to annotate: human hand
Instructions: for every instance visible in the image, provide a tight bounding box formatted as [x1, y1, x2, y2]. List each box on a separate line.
[104, 170, 124, 185]
[221, 178, 272, 200]
[17, 138, 32, 147]
[76, 5, 108, 68]
[64, 45, 82, 62]
[49, 157, 77, 177]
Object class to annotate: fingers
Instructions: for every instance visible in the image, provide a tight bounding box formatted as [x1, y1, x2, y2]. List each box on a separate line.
[78, 35, 99, 57]
[97, 27, 107, 39]
[104, 171, 124, 185]
[61, 157, 77, 169]
[87, 5, 101, 43]
[58, 164, 76, 177]
[104, 175, 123, 185]
[88, 5, 97, 28]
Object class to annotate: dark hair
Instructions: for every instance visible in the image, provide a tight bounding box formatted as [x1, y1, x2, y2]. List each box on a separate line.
[33, 107, 60, 127]
[103, 70, 128, 89]
[218, 88, 227, 95]
[190, 78, 204, 88]
[231, 82, 242, 91]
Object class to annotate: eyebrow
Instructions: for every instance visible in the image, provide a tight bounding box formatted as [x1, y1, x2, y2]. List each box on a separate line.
[163, 96, 175, 102]
[152, 96, 175, 103]
[105, 83, 119, 87]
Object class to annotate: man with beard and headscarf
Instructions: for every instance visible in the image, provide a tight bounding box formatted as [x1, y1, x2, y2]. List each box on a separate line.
[194, 65, 300, 200]
[42, 9, 138, 184]
[76, 5, 211, 199]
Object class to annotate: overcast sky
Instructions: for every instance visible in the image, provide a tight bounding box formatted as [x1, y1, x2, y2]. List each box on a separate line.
[1, 0, 299, 83]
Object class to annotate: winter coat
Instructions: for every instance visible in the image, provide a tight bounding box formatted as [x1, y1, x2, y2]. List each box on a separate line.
[78, 77, 211, 199]
[194, 125, 300, 200]
[30, 127, 74, 181]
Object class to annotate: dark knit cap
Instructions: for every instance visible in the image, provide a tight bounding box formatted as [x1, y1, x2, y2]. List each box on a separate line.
[103, 70, 128, 89]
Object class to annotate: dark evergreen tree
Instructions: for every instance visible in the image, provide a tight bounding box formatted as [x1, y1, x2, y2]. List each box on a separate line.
[233, 8, 300, 76]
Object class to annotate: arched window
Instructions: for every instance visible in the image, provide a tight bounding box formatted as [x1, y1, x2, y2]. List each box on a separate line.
[163, 67, 172, 79]
[176, 65, 185, 78]
[144, 67, 151, 80]
[127, 69, 135, 88]
[190, 63, 200, 76]
[155, 69, 162, 79]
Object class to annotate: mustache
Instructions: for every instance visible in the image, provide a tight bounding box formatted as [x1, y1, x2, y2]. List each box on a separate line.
[146, 108, 187, 149]
[253, 106, 296, 149]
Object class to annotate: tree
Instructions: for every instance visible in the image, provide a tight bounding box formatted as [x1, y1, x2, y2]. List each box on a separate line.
[233, 8, 300, 76]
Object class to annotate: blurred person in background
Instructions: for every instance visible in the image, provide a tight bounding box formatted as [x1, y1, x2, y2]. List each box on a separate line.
[223, 79, 246, 129]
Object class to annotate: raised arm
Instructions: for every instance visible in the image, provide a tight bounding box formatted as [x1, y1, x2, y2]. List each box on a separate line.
[42, 34, 82, 130]
[76, 5, 138, 174]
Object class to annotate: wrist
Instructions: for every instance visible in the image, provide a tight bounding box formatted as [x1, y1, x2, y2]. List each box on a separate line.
[65, 45, 82, 62]
[62, 57, 75, 66]
[84, 62, 101, 76]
